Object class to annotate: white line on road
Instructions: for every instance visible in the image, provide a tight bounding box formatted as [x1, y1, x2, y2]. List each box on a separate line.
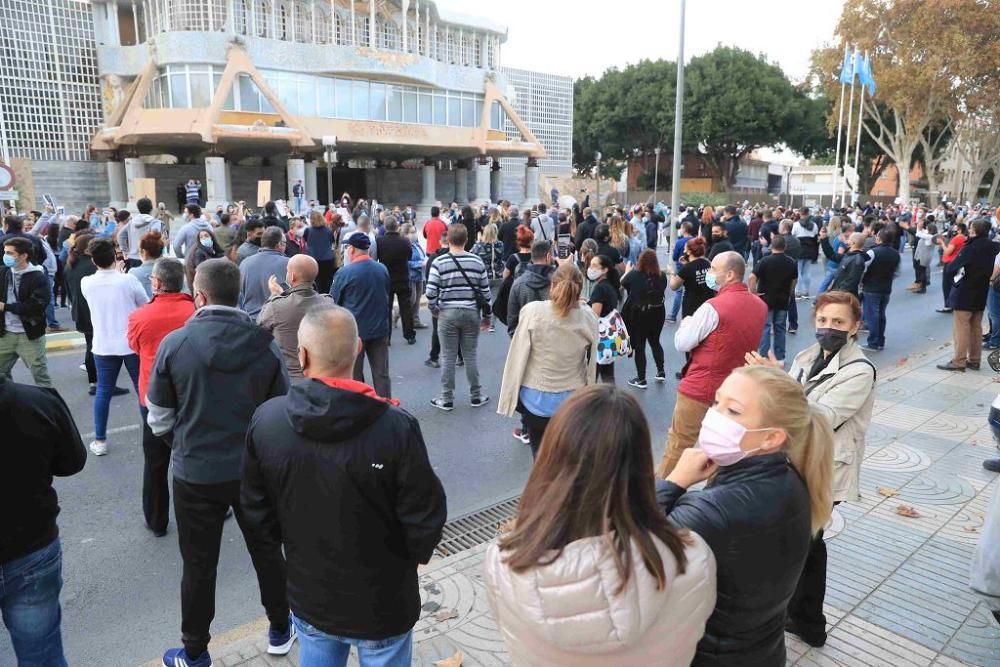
[81, 423, 141, 440]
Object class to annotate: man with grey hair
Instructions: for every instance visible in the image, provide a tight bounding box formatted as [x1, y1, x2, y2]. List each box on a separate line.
[377, 214, 416, 344]
[241, 304, 445, 665]
[148, 258, 292, 667]
[127, 257, 195, 537]
[239, 226, 289, 319]
[656, 250, 768, 477]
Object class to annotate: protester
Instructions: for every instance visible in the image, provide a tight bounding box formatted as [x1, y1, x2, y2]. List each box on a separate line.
[241, 305, 446, 666]
[401, 222, 428, 330]
[64, 231, 106, 394]
[284, 217, 306, 257]
[0, 236, 53, 387]
[377, 215, 416, 345]
[657, 365, 833, 666]
[185, 227, 226, 289]
[668, 223, 695, 322]
[79, 237, 148, 456]
[828, 232, 868, 297]
[129, 229, 167, 298]
[487, 385, 715, 665]
[749, 233, 798, 365]
[425, 224, 492, 411]
[792, 208, 820, 298]
[816, 217, 847, 295]
[671, 235, 713, 319]
[0, 375, 85, 666]
[656, 252, 766, 478]
[587, 254, 621, 384]
[236, 219, 266, 265]
[146, 258, 292, 667]
[578, 238, 599, 300]
[127, 258, 195, 536]
[776, 219, 802, 334]
[911, 220, 936, 294]
[593, 223, 625, 273]
[303, 210, 336, 293]
[507, 240, 555, 335]
[707, 221, 734, 260]
[171, 204, 213, 258]
[622, 249, 668, 388]
[239, 227, 289, 320]
[722, 205, 748, 259]
[937, 222, 968, 313]
[423, 205, 448, 254]
[938, 219, 996, 372]
[860, 229, 901, 352]
[330, 233, 392, 398]
[117, 197, 161, 268]
[258, 254, 331, 379]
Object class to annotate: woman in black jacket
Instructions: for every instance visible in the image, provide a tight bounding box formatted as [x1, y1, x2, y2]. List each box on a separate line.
[184, 228, 225, 289]
[62, 232, 102, 395]
[656, 365, 834, 666]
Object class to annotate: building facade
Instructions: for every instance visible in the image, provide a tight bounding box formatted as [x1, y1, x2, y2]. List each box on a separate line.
[0, 0, 572, 215]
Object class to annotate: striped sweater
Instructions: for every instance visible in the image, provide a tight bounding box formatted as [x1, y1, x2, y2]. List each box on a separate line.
[425, 251, 492, 315]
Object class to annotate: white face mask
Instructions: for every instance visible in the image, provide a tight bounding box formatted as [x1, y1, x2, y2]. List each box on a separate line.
[586, 267, 602, 281]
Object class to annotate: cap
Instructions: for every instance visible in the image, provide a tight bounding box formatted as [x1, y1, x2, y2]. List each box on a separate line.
[346, 233, 371, 250]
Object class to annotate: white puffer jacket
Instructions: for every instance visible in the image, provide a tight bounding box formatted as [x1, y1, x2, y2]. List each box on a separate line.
[484, 531, 716, 666]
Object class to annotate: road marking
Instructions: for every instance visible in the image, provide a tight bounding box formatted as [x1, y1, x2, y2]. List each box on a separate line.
[81, 423, 141, 440]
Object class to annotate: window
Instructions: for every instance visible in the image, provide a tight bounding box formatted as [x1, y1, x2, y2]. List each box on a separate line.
[403, 89, 417, 123]
[318, 77, 334, 116]
[448, 96, 460, 126]
[189, 71, 211, 107]
[387, 85, 402, 121]
[255, 0, 270, 37]
[433, 94, 447, 124]
[278, 2, 289, 40]
[315, 7, 330, 44]
[238, 74, 261, 112]
[461, 98, 475, 127]
[335, 78, 351, 117]
[297, 79, 316, 116]
[369, 82, 386, 120]
[169, 71, 188, 107]
[294, 1, 309, 43]
[352, 79, 369, 119]
[474, 39, 482, 68]
[334, 13, 344, 45]
[234, 0, 249, 35]
[418, 92, 432, 124]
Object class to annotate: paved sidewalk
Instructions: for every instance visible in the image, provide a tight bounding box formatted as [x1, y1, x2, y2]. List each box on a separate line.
[170, 344, 1000, 667]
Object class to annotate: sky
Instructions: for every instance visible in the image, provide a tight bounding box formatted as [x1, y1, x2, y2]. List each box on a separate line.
[438, 0, 845, 84]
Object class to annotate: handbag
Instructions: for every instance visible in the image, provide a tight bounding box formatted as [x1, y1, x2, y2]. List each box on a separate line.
[448, 254, 490, 316]
[596, 309, 632, 365]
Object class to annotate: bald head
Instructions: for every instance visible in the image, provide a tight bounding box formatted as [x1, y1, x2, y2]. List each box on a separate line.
[710, 251, 746, 288]
[287, 253, 319, 287]
[849, 232, 865, 250]
[297, 305, 361, 378]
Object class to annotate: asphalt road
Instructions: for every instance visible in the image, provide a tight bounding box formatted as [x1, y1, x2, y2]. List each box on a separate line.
[1, 253, 962, 665]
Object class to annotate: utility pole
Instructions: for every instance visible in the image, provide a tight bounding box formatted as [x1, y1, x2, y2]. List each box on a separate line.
[669, 0, 685, 251]
[595, 151, 601, 215]
[653, 146, 661, 204]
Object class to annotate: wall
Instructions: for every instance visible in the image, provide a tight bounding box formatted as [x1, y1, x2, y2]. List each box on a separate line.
[29, 159, 110, 213]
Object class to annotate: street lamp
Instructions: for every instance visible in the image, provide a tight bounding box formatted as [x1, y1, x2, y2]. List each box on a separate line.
[322, 135, 337, 208]
[595, 151, 602, 214]
[669, 0, 686, 252]
[653, 146, 661, 204]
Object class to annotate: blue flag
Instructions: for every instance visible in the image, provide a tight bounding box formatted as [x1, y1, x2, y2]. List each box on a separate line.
[853, 49, 863, 84]
[838, 46, 854, 85]
[862, 54, 876, 95]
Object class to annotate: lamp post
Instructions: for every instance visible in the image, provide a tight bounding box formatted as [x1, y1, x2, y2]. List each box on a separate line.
[653, 146, 661, 204]
[322, 135, 337, 208]
[669, 0, 686, 251]
[595, 151, 602, 215]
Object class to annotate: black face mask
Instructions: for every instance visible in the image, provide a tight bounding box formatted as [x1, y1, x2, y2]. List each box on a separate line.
[815, 327, 849, 353]
[250, 237, 261, 246]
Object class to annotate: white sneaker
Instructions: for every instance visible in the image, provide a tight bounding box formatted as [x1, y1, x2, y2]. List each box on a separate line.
[79, 363, 87, 372]
[89, 440, 108, 456]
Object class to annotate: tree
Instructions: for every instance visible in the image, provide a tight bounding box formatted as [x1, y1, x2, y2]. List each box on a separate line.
[951, 108, 1000, 204]
[682, 47, 803, 191]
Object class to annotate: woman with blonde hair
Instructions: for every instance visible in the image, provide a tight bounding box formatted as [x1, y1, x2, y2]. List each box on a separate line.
[486, 385, 716, 665]
[498, 263, 599, 456]
[608, 213, 631, 260]
[657, 364, 833, 666]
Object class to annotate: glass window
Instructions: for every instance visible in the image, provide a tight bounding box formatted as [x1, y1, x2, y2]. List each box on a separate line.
[318, 78, 334, 117]
[403, 90, 417, 123]
[238, 74, 260, 112]
[461, 98, 474, 127]
[223, 83, 236, 110]
[418, 93, 432, 124]
[447, 96, 460, 126]
[277, 76, 297, 114]
[387, 85, 402, 122]
[298, 80, 316, 116]
[352, 79, 369, 119]
[213, 72, 222, 98]
[334, 78, 351, 117]
[434, 94, 447, 125]
[490, 100, 501, 130]
[189, 72, 211, 107]
[260, 91, 275, 113]
[170, 72, 188, 107]
[369, 82, 386, 120]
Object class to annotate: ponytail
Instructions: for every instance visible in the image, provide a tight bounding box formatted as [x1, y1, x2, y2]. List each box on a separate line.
[788, 407, 834, 534]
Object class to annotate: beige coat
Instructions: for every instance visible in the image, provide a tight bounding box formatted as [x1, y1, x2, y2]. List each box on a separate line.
[257, 284, 333, 378]
[788, 338, 876, 502]
[497, 301, 599, 417]
[484, 532, 716, 666]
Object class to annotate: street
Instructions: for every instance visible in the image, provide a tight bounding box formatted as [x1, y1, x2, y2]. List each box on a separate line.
[0, 257, 970, 665]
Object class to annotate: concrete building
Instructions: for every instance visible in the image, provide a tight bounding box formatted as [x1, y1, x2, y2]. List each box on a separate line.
[0, 0, 572, 217]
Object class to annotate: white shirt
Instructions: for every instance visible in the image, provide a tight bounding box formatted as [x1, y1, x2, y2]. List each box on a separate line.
[674, 302, 720, 353]
[80, 268, 148, 356]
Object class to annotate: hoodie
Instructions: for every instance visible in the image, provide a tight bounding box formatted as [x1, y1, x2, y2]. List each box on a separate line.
[171, 217, 213, 258]
[240, 378, 446, 639]
[146, 305, 289, 484]
[117, 213, 162, 261]
[507, 263, 554, 335]
[0, 263, 48, 339]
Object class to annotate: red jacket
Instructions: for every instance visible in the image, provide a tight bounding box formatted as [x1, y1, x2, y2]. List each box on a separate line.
[679, 282, 767, 405]
[423, 217, 448, 254]
[127, 292, 196, 406]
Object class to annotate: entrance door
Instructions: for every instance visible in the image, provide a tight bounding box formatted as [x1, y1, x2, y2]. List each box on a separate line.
[318, 167, 367, 205]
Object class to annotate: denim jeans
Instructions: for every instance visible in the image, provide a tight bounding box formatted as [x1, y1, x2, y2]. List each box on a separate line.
[797, 258, 813, 295]
[758, 309, 788, 361]
[862, 291, 890, 348]
[45, 275, 59, 327]
[438, 308, 481, 403]
[988, 289, 1000, 347]
[93, 353, 140, 441]
[292, 615, 411, 667]
[0, 539, 67, 667]
[817, 266, 838, 295]
[670, 287, 683, 320]
[788, 292, 798, 330]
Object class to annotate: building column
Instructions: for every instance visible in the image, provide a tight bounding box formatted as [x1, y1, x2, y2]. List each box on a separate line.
[490, 158, 502, 204]
[286, 157, 305, 212]
[224, 160, 233, 206]
[124, 157, 146, 209]
[474, 156, 490, 205]
[522, 157, 540, 208]
[454, 159, 469, 205]
[304, 159, 318, 204]
[107, 159, 127, 210]
[205, 156, 230, 210]
[417, 158, 436, 224]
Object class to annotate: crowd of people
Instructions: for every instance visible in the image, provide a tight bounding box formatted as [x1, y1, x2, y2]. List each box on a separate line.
[2, 189, 1000, 667]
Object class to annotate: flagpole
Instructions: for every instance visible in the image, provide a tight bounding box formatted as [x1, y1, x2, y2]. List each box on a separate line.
[841, 47, 858, 207]
[851, 54, 867, 206]
[832, 46, 848, 208]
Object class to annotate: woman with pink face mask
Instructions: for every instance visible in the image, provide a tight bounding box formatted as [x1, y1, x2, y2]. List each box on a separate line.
[655, 365, 833, 667]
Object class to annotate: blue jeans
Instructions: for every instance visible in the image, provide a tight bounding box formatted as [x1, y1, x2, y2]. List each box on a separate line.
[45, 275, 59, 327]
[759, 309, 788, 361]
[788, 292, 798, 329]
[0, 539, 67, 667]
[988, 288, 1000, 347]
[93, 353, 140, 441]
[797, 258, 813, 295]
[817, 266, 838, 295]
[863, 291, 890, 348]
[291, 614, 412, 667]
[670, 287, 683, 320]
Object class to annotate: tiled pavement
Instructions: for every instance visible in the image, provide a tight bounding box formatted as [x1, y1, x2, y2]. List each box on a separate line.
[181, 344, 1000, 667]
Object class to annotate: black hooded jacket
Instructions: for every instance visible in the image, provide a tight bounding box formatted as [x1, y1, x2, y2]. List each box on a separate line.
[507, 263, 554, 335]
[241, 379, 446, 639]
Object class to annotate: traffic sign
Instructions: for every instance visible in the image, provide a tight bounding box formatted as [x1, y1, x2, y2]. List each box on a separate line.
[0, 190, 18, 200]
[0, 165, 14, 190]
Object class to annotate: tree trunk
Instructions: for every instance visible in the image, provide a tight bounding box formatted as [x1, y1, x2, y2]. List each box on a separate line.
[925, 169, 940, 206]
[988, 169, 1000, 205]
[897, 164, 912, 203]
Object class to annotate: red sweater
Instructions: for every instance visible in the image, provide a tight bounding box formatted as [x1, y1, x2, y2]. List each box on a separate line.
[423, 217, 448, 253]
[127, 292, 196, 406]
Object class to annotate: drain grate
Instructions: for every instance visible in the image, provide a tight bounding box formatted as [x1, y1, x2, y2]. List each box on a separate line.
[434, 496, 521, 558]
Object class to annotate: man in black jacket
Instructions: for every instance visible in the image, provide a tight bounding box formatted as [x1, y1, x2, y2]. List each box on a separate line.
[0, 236, 53, 386]
[573, 207, 599, 250]
[377, 215, 416, 344]
[242, 305, 446, 665]
[860, 229, 900, 352]
[507, 240, 554, 335]
[147, 258, 292, 667]
[0, 376, 85, 664]
[938, 219, 998, 372]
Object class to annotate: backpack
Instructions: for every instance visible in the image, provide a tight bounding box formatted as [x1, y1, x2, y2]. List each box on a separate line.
[492, 255, 530, 325]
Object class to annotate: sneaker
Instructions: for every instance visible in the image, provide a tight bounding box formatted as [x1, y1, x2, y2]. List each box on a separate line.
[111, 386, 129, 397]
[513, 428, 530, 444]
[414, 322, 429, 329]
[46, 325, 67, 333]
[405, 337, 416, 345]
[787, 327, 798, 334]
[88, 384, 96, 396]
[785, 618, 826, 648]
[424, 358, 440, 368]
[936, 361, 966, 372]
[162, 647, 212, 667]
[470, 395, 491, 408]
[79, 363, 87, 372]
[627, 377, 648, 389]
[655, 370, 667, 382]
[860, 344, 883, 352]
[936, 308, 954, 313]
[986, 343, 1000, 351]
[89, 440, 108, 456]
[666, 316, 677, 323]
[488, 325, 495, 332]
[267, 618, 297, 656]
[983, 458, 1000, 473]
[456, 358, 465, 367]
[430, 398, 454, 411]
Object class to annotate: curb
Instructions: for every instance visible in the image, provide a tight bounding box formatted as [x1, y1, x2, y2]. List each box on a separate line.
[45, 331, 85, 352]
